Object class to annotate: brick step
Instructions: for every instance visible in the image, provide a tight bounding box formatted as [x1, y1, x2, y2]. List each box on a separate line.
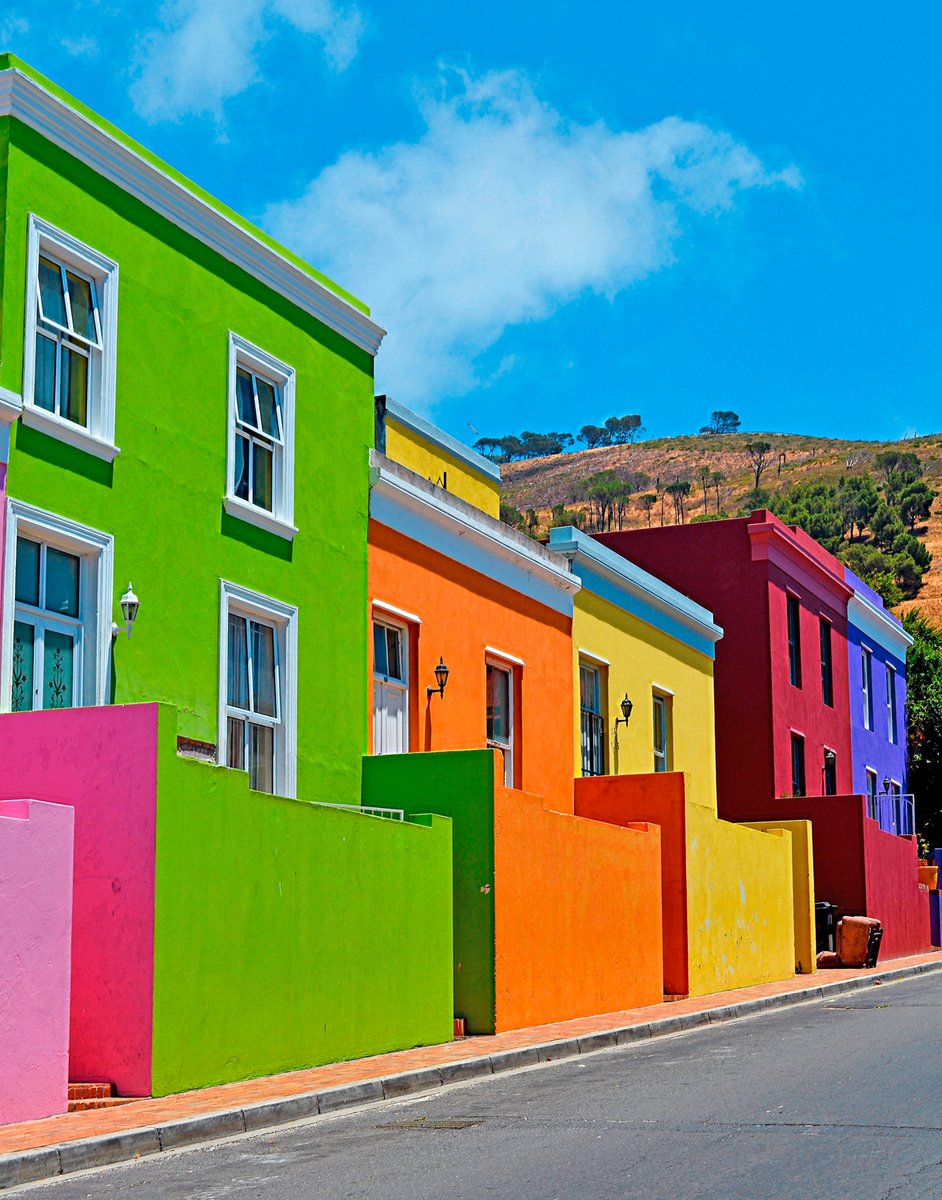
[68, 1082, 115, 1101]
[67, 1097, 139, 1113]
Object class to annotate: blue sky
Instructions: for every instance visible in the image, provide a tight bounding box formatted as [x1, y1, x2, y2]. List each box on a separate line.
[5, 2, 941, 444]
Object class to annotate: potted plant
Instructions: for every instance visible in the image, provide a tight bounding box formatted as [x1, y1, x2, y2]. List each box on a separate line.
[917, 836, 938, 890]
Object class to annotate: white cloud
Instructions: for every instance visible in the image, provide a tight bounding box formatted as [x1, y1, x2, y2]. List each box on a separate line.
[61, 34, 99, 58]
[0, 14, 29, 44]
[265, 67, 801, 408]
[130, 0, 365, 122]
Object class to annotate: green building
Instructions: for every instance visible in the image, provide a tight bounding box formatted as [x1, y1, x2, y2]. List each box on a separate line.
[0, 55, 453, 1097]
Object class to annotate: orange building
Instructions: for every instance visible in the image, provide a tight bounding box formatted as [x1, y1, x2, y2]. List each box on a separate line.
[366, 413, 664, 1032]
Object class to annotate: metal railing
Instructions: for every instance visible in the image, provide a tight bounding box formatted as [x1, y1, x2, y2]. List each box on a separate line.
[580, 709, 605, 777]
[868, 793, 915, 837]
[315, 802, 405, 822]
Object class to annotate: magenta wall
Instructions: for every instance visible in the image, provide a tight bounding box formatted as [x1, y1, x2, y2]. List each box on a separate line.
[0, 705, 158, 1096]
[0, 799, 74, 1124]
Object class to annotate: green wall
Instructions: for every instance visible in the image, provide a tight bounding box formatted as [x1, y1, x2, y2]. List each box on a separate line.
[1, 114, 372, 805]
[363, 750, 498, 1033]
[152, 707, 454, 1095]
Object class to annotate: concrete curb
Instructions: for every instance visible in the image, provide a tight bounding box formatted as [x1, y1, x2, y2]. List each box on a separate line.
[2, 958, 939, 1191]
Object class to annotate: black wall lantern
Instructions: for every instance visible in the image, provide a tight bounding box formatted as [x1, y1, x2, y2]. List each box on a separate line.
[614, 694, 633, 730]
[427, 657, 450, 699]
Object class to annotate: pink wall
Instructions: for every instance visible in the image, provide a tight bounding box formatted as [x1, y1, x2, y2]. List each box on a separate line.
[0, 799, 74, 1124]
[0, 705, 159, 1096]
[862, 818, 931, 959]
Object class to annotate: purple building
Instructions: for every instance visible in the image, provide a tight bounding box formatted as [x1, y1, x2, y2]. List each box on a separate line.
[844, 569, 912, 833]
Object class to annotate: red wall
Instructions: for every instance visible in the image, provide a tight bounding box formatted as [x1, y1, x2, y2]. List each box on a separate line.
[862, 819, 931, 959]
[574, 772, 689, 995]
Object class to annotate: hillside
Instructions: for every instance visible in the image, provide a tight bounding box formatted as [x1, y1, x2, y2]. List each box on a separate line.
[499, 431, 942, 626]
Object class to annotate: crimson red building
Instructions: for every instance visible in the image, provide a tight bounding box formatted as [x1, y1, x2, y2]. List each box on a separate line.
[597, 510, 854, 815]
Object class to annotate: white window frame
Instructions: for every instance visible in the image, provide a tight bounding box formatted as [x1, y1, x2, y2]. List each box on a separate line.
[218, 580, 298, 798]
[223, 334, 297, 541]
[653, 690, 671, 773]
[486, 657, 515, 788]
[865, 767, 878, 820]
[22, 216, 119, 462]
[372, 614, 410, 755]
[1, 499, 113, 711]
[861, 645, 874, 731]
[886, 664, 898, 744]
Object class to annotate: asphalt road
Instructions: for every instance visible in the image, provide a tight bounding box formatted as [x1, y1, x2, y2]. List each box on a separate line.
[15, 973, 942, 1200]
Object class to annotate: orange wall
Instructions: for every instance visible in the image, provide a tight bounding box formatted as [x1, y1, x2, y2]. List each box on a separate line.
[369, 521, 575, 808]
[575, 773, 689, 995]
[493, 783, 663, 1030]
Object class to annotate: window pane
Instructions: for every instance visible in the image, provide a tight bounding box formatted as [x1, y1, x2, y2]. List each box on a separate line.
[43, 628, 74, 709]
[486, 665, 510, 744]
[580, 664, 600, 713]
[255, 378, 280, 440]
[250, 722, 274, 793]
[227, 614, 249, 708]
[34, 333, 57, 412]
[236, 370, 256, 426]
[14, 537, 40, 606]
[373, 622, 389, 676]
[234, 433, 250, 501]
[66, 271, 97, 343]
[38, 256, 66, 327]
[385, 628, 402, 681]
[251, 621, 277, 717]
[227, 715, 246, 770]
[45, 547, 81, 617]
[60, 345, 88, 427]
[11, 621, 35, 712]
[253, 442, 273, 511]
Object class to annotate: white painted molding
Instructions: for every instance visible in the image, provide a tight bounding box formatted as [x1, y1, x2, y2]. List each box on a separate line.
[21, 404, 120, 461]
[0, 387, 22, 425]
[577, 648, 611, 666]
[372, 599, 423, 626]
[223, 496, 298, 541]
[0, 67, 385, 357]
[485, 646, 526, 667]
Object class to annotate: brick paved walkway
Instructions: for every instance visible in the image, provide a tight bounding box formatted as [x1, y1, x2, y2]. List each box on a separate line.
[2, 951, 940, 1158]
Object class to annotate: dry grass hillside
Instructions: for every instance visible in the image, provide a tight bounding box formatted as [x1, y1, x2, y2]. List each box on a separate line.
[500, 431, 942, 625]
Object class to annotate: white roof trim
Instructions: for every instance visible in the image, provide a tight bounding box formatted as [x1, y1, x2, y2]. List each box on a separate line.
[0, 386, 22, 426]
[0, 67, 385, 357]
[370, 452, 579, 602]
[485, 646, 526, 667]
[372, 599, 423, 626]
[848, 591, 913, 656]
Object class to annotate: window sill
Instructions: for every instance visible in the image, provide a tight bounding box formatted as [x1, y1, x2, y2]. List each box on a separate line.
[21, 404, 120, 461]
[0, 387, 22, 425]
[223, 496, 298, 541]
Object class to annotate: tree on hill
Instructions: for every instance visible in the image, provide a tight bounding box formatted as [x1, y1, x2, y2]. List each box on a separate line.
[745, 441, 775, 491]
[665, 480, 691, 524]
[696, 465, 712, 513]
[548, 503, 584, 529]
[638, 493, 658, 526]
[899, 481, 935, 530]
[873, 450, 922, 503]
[700, 410, 741, 434]
[902, 610, 942, 848]
[604, 414, 643, 445]
[711, 471, 725, 513]
[577, 424, 608, 448]
[577, 470, 636, 531]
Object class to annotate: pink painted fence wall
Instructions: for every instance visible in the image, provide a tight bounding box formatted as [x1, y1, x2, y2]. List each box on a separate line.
[0, 705, 159, 1096]
[0, 799, 74, 1124]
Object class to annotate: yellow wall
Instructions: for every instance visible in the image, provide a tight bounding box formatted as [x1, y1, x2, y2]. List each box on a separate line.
[572, 589, 718, 813]
[743, 820, 816, 975]
[385, 419, 501, 518]
[685, 803, 797, 996]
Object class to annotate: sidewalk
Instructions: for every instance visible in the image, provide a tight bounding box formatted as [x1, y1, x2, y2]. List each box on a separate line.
[2, 951, 941, 1190]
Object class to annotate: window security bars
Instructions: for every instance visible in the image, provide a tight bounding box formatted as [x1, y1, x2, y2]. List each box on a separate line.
[580, 709, 605, 777]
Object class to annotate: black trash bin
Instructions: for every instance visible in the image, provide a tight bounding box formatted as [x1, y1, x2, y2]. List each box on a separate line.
[815, 901, 838, 953]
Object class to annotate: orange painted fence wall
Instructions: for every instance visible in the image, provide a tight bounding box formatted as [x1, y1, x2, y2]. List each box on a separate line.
[493, 781, 663, 1032]
[369, 521, 576, 808]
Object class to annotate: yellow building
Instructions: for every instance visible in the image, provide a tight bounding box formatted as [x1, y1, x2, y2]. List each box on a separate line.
[551, 527, 815, 993]
[376, 395, 501, 518]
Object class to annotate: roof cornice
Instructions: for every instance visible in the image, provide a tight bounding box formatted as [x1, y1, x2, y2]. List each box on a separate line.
[848, 590, 913, 656]
[370, 453, 579, 609]
[549, 527, 723, 653]
[385, 398, 501, 483]
[748, 520, 854, 602]
[0, 66, 385, 357]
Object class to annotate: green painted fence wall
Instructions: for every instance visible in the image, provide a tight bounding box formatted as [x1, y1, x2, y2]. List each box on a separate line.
[362, 750, 497, 1033]
[152, 707, 454, 1095]
[0, 107, 372, 805]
